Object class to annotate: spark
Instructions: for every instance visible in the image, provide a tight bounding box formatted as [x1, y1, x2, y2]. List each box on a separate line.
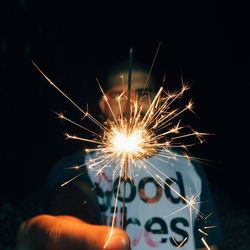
[201, 237, 211, 250]
[142, 41, 162, 94]
[163, 192, 202, 230]
[178, 237, 188, 248]
[61, 172, 85, 187]
[198, 228, 208, 236]
[55, 112, 100, 137]
[171, 236, 188, 248]
[204, 225, 217, 229]
[65, 165, 82, 170]
[32, 61, 106, 130]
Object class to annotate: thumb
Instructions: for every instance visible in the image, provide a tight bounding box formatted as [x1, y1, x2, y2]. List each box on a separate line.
[17, 214, 130, 250]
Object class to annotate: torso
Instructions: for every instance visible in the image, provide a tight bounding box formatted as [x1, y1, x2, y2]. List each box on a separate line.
[86, 151, 201, 249]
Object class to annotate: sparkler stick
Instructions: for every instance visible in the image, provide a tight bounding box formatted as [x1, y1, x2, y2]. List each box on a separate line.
[121, 48, 133, 229]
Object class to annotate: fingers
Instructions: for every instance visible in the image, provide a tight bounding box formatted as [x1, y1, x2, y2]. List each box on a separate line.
[17, 214, 130, 250]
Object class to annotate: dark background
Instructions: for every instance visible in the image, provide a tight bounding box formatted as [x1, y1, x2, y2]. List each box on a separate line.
[0, 1, 249, 247]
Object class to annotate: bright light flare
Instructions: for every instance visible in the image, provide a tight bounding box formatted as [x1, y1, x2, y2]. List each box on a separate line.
[102, 120, 156, 162]
[112, 130, 143, 155]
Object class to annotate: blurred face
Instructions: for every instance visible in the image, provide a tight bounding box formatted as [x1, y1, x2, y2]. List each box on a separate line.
[99, 71, 156, 119]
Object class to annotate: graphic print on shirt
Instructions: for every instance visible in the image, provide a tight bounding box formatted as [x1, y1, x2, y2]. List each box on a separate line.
[87, 153, 202, 249]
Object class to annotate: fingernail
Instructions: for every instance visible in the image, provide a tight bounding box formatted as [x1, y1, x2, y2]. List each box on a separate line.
[105, 233, 131, 250]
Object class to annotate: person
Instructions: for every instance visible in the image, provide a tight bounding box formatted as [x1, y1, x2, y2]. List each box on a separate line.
[17, 63, 222, 250]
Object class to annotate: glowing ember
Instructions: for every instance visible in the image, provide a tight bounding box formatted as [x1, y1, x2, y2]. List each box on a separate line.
[112, 130, 143, 155]
[101, 118, 156, 162]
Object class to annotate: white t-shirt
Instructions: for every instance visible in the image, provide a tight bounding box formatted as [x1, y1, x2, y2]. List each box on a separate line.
[86, 152, 201, 249]
[47, 151, 221, 249]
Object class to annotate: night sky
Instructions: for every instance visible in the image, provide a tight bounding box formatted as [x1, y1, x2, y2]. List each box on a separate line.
[1, 1, 249, 213]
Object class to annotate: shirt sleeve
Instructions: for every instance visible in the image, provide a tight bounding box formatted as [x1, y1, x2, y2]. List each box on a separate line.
[46, 151, 89, 190]
[193, 164, 224, 248]
[44, 151, 102, 224]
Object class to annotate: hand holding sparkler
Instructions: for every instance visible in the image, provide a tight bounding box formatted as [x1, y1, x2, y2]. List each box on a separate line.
[17, 215, 130, 250]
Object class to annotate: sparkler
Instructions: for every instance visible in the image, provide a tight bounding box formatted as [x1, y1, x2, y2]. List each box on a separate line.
[121, 47, 133, 229]
[32, 47, 215, 249]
